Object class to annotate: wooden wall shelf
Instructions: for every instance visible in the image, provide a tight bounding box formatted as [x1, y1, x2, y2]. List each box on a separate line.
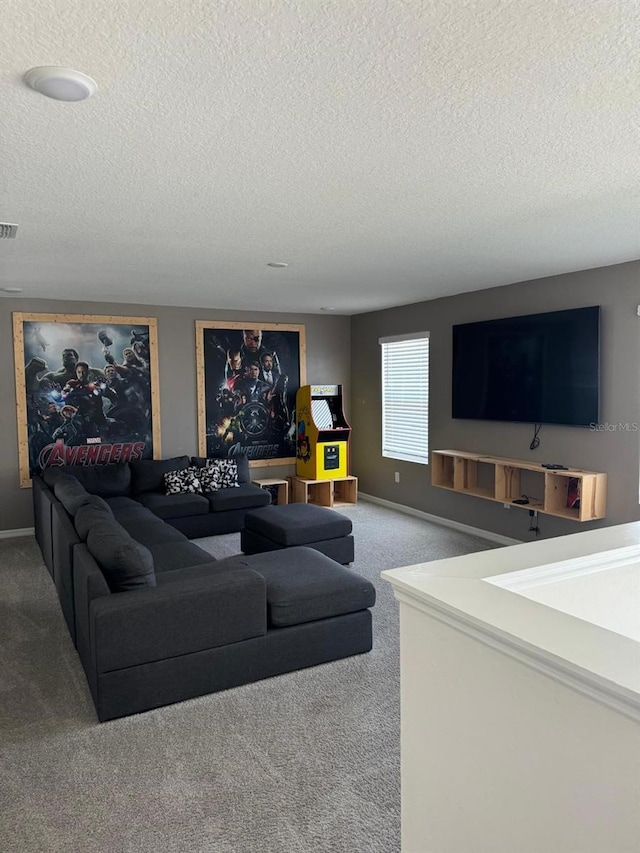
[432, 450, 607, 522]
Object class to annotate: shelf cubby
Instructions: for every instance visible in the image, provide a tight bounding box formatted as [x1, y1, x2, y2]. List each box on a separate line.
[290, 477, 333, 507]
[431, 452, 455, 489]
[289, 475, 358, 508]
[252, 477, 289, 505]
[332, 476, 358, 507]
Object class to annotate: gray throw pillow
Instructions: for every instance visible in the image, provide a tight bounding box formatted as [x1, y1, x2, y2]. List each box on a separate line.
[86, 521, 156, 592]
[74, 497, 115, 541]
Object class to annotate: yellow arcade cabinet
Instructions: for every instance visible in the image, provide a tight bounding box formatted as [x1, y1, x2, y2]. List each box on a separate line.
[296, 384, 351, 479]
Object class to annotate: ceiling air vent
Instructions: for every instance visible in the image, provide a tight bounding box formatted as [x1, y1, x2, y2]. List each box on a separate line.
[0, 223, 18, 239]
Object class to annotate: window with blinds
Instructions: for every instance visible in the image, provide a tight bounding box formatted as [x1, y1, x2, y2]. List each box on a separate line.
[379, 332, 429, 465]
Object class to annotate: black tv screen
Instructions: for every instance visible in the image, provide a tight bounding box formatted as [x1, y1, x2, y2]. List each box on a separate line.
[452, 306, 600, 426]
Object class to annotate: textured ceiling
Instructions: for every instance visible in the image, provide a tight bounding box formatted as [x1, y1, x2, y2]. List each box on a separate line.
[1, 0, 638, 315]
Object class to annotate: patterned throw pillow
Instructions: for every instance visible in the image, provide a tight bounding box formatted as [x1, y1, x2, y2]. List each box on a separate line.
[164, 467, 202, 495]
[200, 459, 239, 492]
[198, 466, 219, 493]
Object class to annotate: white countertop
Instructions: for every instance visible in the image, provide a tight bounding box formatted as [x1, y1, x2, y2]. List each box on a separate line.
[382, 522, 640, 720]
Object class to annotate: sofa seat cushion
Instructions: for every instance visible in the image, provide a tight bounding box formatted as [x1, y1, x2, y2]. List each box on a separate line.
[106, 496, 156, 524]
[105, 496, 142, 512]
[136, 491, 210, 519]
[244, 503, 352, 547]
[130, 456, 190, 496]
[117, 518, 187, 547]
[110, 507, 158, 528]
[155, 562, 232, 585]
[65, 463, 132, 498]
[86, 521, 156, 592]
[231, 547, 375, 627]
[206, 483, 270, 513]
[147, 542, 214, 573]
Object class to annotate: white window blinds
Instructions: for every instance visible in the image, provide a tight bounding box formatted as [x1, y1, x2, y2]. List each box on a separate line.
[379, 332, 429, 465]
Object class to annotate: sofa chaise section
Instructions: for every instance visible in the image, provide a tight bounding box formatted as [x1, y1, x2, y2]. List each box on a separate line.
[73, 541, 374, 722]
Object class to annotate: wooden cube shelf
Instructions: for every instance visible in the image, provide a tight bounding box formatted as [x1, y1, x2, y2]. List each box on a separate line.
[289, 475, 358, 508]
[252, 477, 289, 505]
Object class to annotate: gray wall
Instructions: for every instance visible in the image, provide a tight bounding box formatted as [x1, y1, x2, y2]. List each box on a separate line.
[1, 298, 350, 531]
[350, 260, 640, 540]
[4, 261, 638, 538]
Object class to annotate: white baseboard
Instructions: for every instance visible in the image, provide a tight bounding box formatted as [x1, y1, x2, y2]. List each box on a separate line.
[357, 493, 521, 546]
[0, 527, 35, 540]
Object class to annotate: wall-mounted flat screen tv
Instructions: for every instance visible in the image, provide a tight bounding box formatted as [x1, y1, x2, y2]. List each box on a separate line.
[452, 306, 600, 426]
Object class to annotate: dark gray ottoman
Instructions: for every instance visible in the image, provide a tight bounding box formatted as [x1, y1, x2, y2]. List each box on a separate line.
[241, 503, 355, 564]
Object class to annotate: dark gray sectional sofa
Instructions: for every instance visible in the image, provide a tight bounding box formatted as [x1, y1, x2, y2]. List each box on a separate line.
[33, 456, 376, 721]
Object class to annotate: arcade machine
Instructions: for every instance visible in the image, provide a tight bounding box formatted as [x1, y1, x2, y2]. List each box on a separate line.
[296, 384, 352, 479]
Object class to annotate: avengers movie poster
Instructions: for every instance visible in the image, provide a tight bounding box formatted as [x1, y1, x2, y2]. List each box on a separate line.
[196, 322, 306, 464]
[13, 313, 161, 487]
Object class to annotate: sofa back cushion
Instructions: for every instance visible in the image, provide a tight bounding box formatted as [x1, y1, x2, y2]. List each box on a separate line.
[74, 497, 115, 541]
[64, 463, 132, 498]
[191, 452, 250, 484]
[86, 521, 156, 592]
[42, 467, 64, 488]
[131, 456, 190, 495]
[54, 474, 90, 517]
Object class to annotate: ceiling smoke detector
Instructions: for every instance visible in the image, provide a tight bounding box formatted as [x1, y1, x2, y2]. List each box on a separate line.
[0, 223, 18, 239]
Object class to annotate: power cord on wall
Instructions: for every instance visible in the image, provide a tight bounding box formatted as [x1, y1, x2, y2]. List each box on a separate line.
[529, 509, 540, 537]
[528, 424, 541, 533]
[529, 423, 542, 450]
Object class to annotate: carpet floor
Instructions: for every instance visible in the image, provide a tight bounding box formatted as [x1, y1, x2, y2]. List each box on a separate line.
[0, 500, 500, 853]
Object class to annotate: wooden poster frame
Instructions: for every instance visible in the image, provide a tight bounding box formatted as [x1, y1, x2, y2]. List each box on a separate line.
[13, 312, 162, 488]
[195, 320, 306, 467]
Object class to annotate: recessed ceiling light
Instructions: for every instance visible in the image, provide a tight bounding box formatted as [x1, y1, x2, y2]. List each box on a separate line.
[24, 66, 97, 102]
[320, 307, 336, 312]
[267, 262, 288, 268]
[2, 287, 24, 293]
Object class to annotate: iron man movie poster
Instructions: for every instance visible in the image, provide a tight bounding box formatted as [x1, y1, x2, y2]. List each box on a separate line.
[13, 313, 161, 487]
